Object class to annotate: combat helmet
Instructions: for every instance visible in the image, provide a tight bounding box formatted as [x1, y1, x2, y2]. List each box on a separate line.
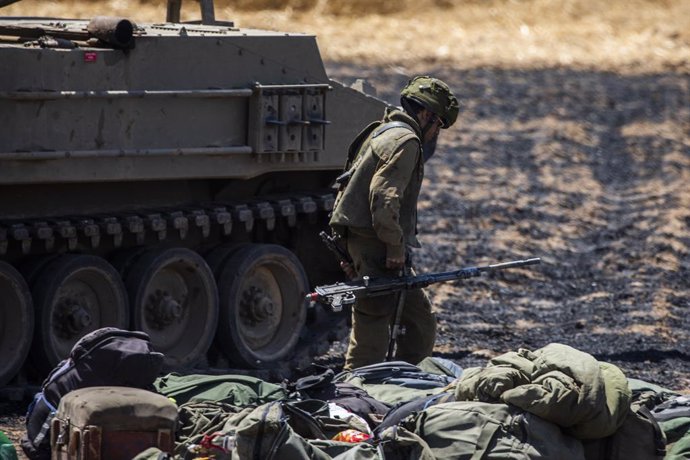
[400, 76, 459, 128]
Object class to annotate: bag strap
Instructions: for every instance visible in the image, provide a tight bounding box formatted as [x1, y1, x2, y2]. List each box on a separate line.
[651, 395, 690, 421]
[254, 401, 279, 460]
[371, 121, 415, 139]
[344, 120, 381, 169]
[637, 406, 667, 457]
[470, 419, 502, 460]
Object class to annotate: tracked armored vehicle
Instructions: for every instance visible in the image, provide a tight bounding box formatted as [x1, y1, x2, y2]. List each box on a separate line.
[0, 0, 388, 387]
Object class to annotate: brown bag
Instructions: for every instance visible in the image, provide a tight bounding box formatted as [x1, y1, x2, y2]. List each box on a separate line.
[51, 386, 177, 460]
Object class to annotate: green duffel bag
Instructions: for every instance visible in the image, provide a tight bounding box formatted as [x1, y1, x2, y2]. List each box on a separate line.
[154, 373, 287, 406]
[408, 401, 585, 460]
[0, 431, 18, 460]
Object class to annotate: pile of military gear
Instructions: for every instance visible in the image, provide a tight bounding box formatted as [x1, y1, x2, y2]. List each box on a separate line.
[21, 328, 165, 459]
[19, 329, 690, 459]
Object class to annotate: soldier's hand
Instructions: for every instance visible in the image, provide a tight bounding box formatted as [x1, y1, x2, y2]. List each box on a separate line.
[386, 256, 405, 270]
[340, 261, 356, 280]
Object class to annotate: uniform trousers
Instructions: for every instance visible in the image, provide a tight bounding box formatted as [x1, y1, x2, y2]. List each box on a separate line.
[343, 231, 436, 370]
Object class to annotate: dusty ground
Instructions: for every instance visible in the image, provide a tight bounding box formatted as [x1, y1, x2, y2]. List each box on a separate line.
[1, 0, 689, 454]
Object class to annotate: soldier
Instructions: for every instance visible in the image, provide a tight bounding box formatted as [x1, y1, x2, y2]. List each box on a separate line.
[330, 76, 459, 370]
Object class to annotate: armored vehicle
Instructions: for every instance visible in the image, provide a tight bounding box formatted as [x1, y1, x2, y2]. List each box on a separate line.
[0, 0, 388, 386]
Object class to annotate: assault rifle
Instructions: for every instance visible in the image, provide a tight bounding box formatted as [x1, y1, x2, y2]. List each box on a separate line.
[306, 257, 541, 312]
[319, 231, 352, 265]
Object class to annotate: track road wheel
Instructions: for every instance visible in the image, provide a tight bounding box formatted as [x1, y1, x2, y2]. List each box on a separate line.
[0, 261, 33, 386]
[204, 242, 252, 278]
[216, 244, 307, 368]
[30, 255, 128, 373]
[125, 247, 218, 369]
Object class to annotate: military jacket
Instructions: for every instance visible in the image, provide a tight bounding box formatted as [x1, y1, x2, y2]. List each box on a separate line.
[330, 108, 424, 260]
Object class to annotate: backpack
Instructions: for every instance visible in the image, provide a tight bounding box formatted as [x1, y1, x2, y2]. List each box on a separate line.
[232, 400, 434, 460]
[336, 360, 457, 407]
[21, 327, 164, 460]
[409, 401, 585, 460]
[581, 379, 672, 460]
[338, 361, 456, 388]
[51, 386, 178, 460]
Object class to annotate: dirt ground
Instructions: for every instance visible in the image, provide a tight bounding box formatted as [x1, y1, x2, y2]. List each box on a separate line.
[1, 0, 689, 454]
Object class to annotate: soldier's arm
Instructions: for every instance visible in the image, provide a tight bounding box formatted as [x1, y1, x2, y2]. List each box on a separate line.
[369, 139, 420, 262]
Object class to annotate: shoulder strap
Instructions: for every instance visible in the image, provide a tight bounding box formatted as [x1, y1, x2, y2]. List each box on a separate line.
[371, 120, 416, 139]
[334, 120, 418, 191]
[637, 405, 667, 457]
[345, 120, 382, 168]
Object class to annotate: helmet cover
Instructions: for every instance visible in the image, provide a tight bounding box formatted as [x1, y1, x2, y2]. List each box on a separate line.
[400, 75, 459, 128]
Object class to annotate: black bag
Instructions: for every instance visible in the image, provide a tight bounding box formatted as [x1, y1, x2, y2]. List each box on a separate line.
[292, 368, 390, 429]
[344, 360, 456, 388]
[21, 327, 165, 459]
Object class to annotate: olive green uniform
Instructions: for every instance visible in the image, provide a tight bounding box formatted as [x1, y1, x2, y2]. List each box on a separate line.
[330, 108, 436, 370]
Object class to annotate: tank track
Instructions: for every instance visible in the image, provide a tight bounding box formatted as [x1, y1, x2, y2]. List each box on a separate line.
[0, 190, 350, 389]
[0, 192, 336, 258]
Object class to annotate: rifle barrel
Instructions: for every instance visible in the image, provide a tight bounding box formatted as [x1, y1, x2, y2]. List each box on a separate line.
[484, 257, 541, 271]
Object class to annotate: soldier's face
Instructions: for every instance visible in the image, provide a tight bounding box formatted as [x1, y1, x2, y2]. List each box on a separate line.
[420, 110, 443, 141]
[417, 108, 443, 161]
[422, 134, 438, 162]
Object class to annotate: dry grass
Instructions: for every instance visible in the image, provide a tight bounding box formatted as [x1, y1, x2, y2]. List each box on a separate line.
[3, 0, 689, 71]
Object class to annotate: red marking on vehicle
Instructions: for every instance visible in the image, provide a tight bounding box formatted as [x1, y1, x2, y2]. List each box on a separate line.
[84, 52, 97, 63]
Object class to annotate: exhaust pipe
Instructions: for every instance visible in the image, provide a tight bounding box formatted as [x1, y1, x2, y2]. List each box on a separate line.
[87, 16, 136, 50]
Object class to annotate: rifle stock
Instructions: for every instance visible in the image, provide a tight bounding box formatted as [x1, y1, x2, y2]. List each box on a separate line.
[306, 257, 541, 311]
